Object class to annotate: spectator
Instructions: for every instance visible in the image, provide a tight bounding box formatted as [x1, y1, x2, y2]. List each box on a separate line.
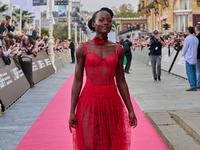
[69, 39, 75, 63]
[32, 27, 38, 37]
[195, 25, 200, 91]
[123, 35, 133, 74]
[148, 30, 166, 81]
[6, 16, 15, 33]
[0, 19, 7, 35]
[182, 27, 199, 91]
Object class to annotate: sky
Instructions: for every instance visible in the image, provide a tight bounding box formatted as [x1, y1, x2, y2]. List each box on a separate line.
[81, 0, 139, 12]
[2, 0, 139, 13]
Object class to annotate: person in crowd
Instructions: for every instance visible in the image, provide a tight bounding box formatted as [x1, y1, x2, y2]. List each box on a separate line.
[123, 35, 132, 74]
[69, 7, 137, 150]
[182, 27, 199, 91]
[6, 16, 15, 33]
[2, 37, 19, 57]
[0, 19, 7, 36]
[68, 39, 75, 63]
[32, 26, 38, 37]
[119, 39, 127, 66]
[148, 30, 166, 81]
[195, 25, 200, 91]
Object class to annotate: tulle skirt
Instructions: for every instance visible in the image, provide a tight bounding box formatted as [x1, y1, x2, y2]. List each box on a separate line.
[73, 84, 131, 150]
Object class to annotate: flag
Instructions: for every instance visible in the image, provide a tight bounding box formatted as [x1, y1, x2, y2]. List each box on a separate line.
[22, 0, 34, 12]
[12, 0, 27, 5]
[35, 6, 41, 20]
[46, 0, 50, 19]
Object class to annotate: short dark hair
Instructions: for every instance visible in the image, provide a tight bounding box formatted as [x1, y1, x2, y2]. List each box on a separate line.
[68, 39, 72, 41]
[187, 27, 195, 34]
[88, 7, 114, 32]
[126, 35, 130, 39]
[6, 16, 11, 21]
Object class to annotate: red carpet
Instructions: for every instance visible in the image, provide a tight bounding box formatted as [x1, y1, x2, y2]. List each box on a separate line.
[16, 73, 168, 150]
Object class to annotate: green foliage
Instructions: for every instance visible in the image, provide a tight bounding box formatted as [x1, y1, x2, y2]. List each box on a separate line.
[41, 27, 49, 37]
[0, 1, 8, 13]
[112, 4, 138, 18]
[53, 24, 79, 41]
[12, 9, 34, 29]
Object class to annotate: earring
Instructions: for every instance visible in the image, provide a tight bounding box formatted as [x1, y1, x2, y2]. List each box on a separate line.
[92, 23, 95, 27]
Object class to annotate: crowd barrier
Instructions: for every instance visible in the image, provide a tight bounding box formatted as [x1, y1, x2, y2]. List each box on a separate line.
[0, 49, 72, 111]
[133, 46, 187, 79]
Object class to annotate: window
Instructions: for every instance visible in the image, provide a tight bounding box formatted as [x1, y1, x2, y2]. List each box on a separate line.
[174, 0, 192, 10]
[174, 0, 192, 32]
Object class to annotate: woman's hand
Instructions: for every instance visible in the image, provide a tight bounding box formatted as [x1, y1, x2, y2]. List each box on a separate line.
[69, 113, 78, 133]
[129, 111, 137, 129]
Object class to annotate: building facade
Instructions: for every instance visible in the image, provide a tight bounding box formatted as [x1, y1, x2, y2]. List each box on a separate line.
[137, 0, 200, 33]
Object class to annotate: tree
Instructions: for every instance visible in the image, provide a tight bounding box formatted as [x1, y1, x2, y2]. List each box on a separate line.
[41, 27, 49, 37]
[0, 1, 8, 13]
[53, 24, 79, 41]
[112, 4, 138, 18]
[12, 9, 34, 29]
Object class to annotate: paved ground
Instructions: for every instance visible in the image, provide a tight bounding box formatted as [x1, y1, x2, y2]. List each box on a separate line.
[0, 59, 200, 150]
[0, 64, 75, 150]
[126, 61, 200, 112]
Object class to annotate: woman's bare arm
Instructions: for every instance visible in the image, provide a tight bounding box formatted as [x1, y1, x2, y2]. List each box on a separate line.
[70, 44, 85, 114]
[115, 48, 134, 113]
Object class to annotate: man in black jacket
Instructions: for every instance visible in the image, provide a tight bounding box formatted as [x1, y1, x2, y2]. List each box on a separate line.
[6, 16, 15, 33]
[195, 25, 200, 90]
[148, 30, 166, 81]
[123, 35, 132, 74]
[69, 39, 75, 63]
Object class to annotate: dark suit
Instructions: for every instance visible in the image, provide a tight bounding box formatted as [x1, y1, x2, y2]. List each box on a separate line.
[0, 25, 6, 34]
[69, 42, 75, 63]
[123, 39, 132, 73]
[196, 33, 200, 88]
[7, 24, 15, 32]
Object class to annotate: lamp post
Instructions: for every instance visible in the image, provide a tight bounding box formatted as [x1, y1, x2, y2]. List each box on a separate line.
[68, 1, 71, 39]
[197, 0, 200, 6]
[48, 0, 56, 71]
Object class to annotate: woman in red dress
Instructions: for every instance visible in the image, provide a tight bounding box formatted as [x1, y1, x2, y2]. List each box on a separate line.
[69, 7, 137, 150]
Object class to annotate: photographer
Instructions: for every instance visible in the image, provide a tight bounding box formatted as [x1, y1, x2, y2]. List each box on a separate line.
[148, 30, 166, 81]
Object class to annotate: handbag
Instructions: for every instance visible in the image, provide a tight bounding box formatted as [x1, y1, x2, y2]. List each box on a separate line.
[2, 56, 11, 65]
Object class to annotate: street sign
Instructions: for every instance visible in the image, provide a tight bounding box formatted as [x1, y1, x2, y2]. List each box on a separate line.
[55, 0, 68, 5]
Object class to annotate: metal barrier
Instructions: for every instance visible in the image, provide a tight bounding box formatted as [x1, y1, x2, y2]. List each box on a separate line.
[132, 46, 187, 79]
[0, 50, 72, 111]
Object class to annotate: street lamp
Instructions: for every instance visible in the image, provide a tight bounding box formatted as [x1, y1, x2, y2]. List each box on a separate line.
[48, 0, 56, 71]
[197, 0, 200, 7]
[154, 0, 159, 15]
[154, 0, 158, 9]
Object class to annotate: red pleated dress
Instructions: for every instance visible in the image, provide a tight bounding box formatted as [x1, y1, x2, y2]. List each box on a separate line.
[73, 42, 131, 150]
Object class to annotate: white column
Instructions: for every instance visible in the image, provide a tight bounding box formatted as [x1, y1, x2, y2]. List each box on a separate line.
[39, 6, 41, 36]
[19, 5, 22, 35]
[68, 1, 71, 39]
[10, 0, 12, 25]
[48, 0, 56, 71]
[33, 7, 35, 30]
[82, 31, 84, 42]
[75, 22, 77, 45]
[79, 28, 81, 43]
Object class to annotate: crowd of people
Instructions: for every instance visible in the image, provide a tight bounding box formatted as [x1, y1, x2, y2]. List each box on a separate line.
[0, 16, 76, 65]
[119, 25, 200, 91]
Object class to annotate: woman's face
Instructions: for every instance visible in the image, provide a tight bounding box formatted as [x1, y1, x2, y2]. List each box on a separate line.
[94, 11, 112, 34]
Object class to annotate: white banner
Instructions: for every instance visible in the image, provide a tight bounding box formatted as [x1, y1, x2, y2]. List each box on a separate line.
[12, 0, 27, 5]
[22, 0, 34, 12]
[35, 6, 40, 20]
[46, 0, 50, 19]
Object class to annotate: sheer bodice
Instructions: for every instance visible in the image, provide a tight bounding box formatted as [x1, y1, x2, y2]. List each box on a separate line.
[73, 42, 131, 150]
[82, 42, 122, 86]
